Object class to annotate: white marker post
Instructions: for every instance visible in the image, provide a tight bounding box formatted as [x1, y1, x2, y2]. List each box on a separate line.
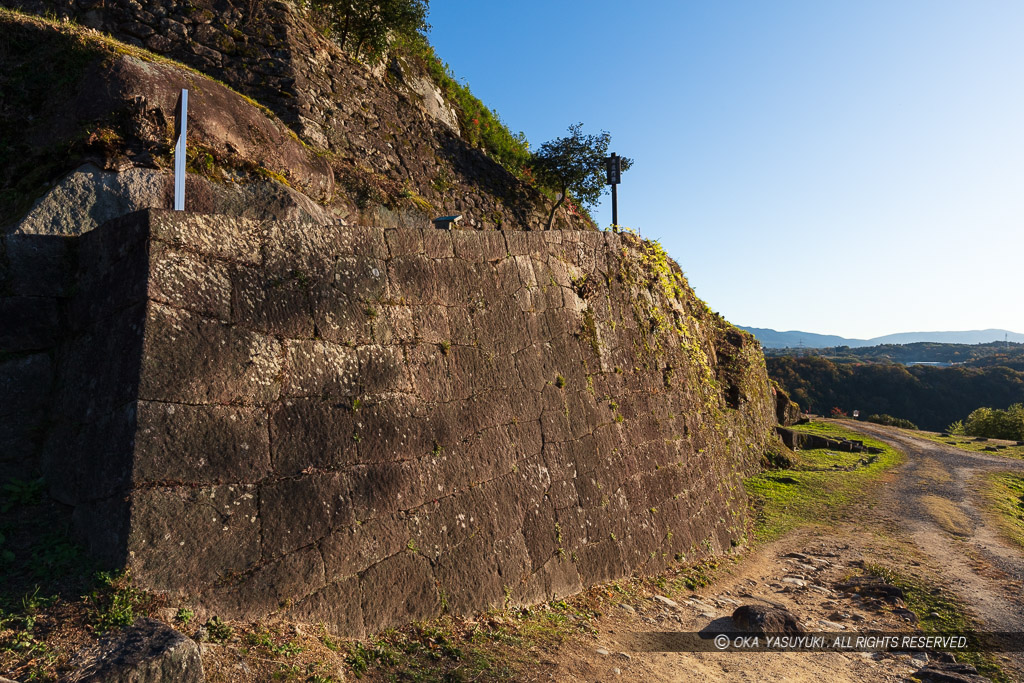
[174, 89, 188, 211]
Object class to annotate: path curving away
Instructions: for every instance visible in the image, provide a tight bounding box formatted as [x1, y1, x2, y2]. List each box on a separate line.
[838, 421, 1024, 637]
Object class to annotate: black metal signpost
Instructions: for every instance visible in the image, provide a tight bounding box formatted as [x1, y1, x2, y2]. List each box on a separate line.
[605, 152, 621, 226]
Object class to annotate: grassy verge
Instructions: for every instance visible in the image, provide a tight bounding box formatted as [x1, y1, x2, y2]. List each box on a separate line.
[863, 564, 1009, 682]
[744, 421, 902, 541]
[981, 473, 1024, 551]
[914, 431, 1024, 460]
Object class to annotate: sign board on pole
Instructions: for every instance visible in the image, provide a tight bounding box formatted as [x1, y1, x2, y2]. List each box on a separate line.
[605, 153, 621, 185]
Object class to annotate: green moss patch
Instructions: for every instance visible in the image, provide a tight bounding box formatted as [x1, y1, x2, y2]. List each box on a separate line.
[982, 473, 1024, 550]
[745, 421, 902, 541]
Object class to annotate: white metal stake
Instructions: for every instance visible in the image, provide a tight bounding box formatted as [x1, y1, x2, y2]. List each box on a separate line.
[174, 89, 188, 211]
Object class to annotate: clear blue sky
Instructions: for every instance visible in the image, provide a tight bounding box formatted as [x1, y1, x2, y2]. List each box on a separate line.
[428, 1, 1024, 340]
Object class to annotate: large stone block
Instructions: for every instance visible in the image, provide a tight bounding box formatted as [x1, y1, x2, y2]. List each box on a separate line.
[203, 545, 326, 618]
[359, 551, 440, 631]
[147, 243, 232, 319]
[232, 265, 314, 337]
[357, 344, 412, 395]
[132, 402, 272, 485]
[310, 283, 373, 345]
[0, 352, 52, 480]
[336, 226, 388, 261]
[150, 212, 263, 265]
[269, 399, 360, 475]
[319, 512, 409, 581]
[288, 576, 365, 638]
[332, 255, 389, 303]
[41, 402, 137, 506]
[261, 220, 345, 281]
[347, 460, 425, 519]
[260, 472, 356, 557]
[434, 534, 505, 614]
[283, 339, 360, 398]
[126, 484, 261, 593]
[139, 303, 282, 404]
[3, 233, 73, 298]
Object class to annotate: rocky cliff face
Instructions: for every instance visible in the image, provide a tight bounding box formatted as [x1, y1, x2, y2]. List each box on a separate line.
[0, 3, 585, 232]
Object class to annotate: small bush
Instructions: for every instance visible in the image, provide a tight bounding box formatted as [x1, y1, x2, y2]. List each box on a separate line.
[300, 0, 429, 63]
[0, 478, 45, 512]
[863, 414, 918, 430]
[949, 404, 1024, 441]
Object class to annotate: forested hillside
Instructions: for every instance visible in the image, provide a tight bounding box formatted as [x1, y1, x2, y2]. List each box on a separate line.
[764, 341, 1024, 368]
[768, 354, 1024, 431]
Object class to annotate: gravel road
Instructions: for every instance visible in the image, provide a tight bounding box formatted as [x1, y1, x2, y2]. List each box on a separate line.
[839, 421, 1024, 678]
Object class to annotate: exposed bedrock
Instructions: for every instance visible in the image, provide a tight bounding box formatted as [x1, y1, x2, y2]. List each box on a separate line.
[0, 4, 583, 231]
[7, 210, 776, 636]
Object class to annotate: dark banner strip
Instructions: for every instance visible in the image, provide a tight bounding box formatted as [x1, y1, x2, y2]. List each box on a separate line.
[619, 632, 1024, 653]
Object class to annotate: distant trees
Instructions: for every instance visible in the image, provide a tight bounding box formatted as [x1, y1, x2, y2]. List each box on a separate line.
[764, 341, 1024, 369]
[767, 355, 1024, 431]
[531, 123, 632, 230]
[864, 414, 918, 430]
[949, 404, 1024, 440]
[302, 0, 430, 61]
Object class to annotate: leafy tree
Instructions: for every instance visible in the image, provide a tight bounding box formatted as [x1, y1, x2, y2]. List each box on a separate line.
[303, 0, 430, 62]
[531, 123, 632, 230]
[953, 403, 1024, 440]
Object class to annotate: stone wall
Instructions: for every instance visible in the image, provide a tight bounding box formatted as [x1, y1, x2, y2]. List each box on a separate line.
[31, 210, 776, 637]
[0, 233, 72, 481]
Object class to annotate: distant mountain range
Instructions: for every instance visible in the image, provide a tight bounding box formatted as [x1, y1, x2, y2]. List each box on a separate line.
[739, 327, 1024, 349]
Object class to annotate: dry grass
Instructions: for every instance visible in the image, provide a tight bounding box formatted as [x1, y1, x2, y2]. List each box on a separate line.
[920, 494, 973, 537]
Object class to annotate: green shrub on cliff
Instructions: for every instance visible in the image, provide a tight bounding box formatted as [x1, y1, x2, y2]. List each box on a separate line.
[397, 34, 533, 176]
[301, 0, 429, 63]
[531, 123, 632, 230]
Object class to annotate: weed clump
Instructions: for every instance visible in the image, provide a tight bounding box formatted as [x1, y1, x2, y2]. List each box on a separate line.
[85, 570, 156, 634]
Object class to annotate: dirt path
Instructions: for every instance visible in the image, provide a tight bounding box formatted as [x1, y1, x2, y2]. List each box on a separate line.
[538, 422, 1024, 682]
[839, 421, 1024, 634]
